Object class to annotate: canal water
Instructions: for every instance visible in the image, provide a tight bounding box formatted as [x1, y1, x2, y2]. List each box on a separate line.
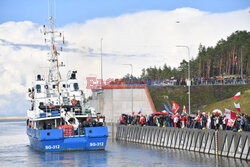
[0, 121, 249, 167]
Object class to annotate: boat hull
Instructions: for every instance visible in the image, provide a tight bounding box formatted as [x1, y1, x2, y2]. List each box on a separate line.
[27, 126, 108, 152]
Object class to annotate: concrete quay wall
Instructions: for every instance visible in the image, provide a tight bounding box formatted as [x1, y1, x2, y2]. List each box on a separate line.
[116, 125, 250, 160]
[90, 87, 156, 122]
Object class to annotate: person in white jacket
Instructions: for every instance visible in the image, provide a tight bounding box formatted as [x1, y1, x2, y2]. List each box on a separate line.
[206, 116, 211, 129]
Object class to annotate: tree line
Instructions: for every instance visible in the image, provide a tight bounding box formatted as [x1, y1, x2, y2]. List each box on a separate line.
[127, 31, 250, 80]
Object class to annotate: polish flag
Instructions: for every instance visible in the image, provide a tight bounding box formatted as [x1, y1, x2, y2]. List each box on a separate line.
[172, 101, 180, 114]
[171, 113, 180, 119]
[232, 92, 240, 100]
[182, 105, 186, 114]
[225, 108, 236, 120]
[234, 102, 241, 113]
[233, 56, 238, 62]
[227, 119, 235, 127]
[138, 108, 142, 115]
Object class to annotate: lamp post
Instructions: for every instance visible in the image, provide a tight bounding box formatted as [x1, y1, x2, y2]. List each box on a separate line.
[122, 64, 133, 114]
[100, 38, 103, 84]
[240, 47, 244, 84]
[176, 45, 191, 115]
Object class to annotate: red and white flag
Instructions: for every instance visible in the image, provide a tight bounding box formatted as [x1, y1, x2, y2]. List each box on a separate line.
[225, 108, 236, 120]
[227, 119, 235, 127]
[233, 56, 238, 62]
[182, 105, 186, 114]
[171, 113, 180, 119]
[234, 102, 241, 113]
[172, 101, 180, 114]
[138, 108, 142, 115]
[232, 92, 240, 100]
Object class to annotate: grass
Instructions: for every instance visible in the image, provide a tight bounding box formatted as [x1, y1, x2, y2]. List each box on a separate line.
[201, 89, 250, 115]
[149, 84, 250, 114]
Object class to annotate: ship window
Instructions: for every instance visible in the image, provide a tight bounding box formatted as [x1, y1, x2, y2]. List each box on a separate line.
[63, 97, 68, 104]
[36, 84, 41, 93]
[63, 84, 66, 88]
[44, 85, 48, 89]
[53, 85, 56, 89]
[73, 83, 79, 91]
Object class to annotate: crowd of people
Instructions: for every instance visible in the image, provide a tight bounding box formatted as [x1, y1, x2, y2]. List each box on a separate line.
[120, 112, 250, 132]
[149, 76, 249, 86]
[108, 76, 250, 87]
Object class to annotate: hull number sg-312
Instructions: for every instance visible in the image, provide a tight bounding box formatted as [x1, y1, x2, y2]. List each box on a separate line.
[89, 142, 104, 147]
[45, 145, 60, 149]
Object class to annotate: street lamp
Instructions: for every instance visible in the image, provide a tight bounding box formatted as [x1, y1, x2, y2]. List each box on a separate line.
[122, 64, 133, 114]
[100, 38, 103, 85]
[176, 45, 191, 115]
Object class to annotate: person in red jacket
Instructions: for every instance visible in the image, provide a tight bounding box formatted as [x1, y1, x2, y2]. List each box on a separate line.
[140, 116, 146, 126]
[120, 114, 125, 125]
[181, 114, 185, 128]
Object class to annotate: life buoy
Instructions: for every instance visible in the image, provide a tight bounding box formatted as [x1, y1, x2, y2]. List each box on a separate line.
[71, 99, 77, 105]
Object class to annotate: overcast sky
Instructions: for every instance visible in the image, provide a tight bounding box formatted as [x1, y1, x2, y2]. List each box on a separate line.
[0, 0, 249, 116]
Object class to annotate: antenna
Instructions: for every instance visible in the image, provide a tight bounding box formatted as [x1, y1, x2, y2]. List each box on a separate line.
[54, 0, 56, 21]
[48, 0, 56, 19]
[41, 0, 65, 84]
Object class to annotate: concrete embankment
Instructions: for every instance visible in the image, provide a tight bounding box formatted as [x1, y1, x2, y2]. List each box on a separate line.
[116, 125, 250, 160]
[0, 116, 27, 121]
[90, 86, 156, 122]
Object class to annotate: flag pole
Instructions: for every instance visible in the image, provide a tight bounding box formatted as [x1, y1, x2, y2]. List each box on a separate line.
[240, 47, 244, 84]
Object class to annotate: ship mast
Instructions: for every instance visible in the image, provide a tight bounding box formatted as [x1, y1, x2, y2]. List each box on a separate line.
[48, 16, 60, 83]
[42, 12, 64, 106]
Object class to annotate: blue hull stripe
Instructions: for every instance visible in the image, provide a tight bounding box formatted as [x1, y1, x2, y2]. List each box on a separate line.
[27, 126, 108, 152]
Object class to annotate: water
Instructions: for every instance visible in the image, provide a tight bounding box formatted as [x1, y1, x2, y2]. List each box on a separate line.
[0, 121, 249, 167]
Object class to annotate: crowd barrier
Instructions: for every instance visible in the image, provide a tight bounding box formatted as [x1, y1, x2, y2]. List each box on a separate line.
[116, 125, 250, 160]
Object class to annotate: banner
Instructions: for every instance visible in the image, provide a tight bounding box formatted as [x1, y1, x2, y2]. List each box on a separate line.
[227, 119, 235, 127]
[225, 108, 236, 120]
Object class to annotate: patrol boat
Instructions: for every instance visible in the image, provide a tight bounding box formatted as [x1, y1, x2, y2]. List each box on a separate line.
[26, 16, 108, 152]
